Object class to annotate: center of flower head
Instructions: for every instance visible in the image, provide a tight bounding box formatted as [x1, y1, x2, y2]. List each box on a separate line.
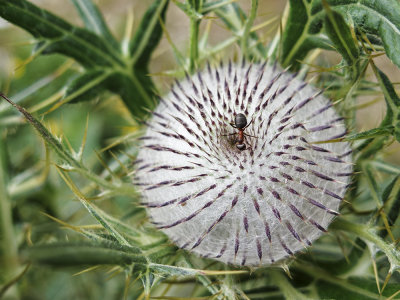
[135, 61, 353, 267]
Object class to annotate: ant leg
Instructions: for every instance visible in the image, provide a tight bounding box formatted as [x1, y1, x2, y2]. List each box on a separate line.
[243, 135, 251, 151]
[243, 133, 259, 138]
[229, 123, 237, 129]
[243, 118, 254, 130]
[220, 133, 236, 137]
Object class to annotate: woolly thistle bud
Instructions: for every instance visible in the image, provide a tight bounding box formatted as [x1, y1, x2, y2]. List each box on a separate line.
[135, 61, 352, 267]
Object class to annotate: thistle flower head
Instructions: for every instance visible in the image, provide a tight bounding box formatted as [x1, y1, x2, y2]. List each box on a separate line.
[135, 61, 352, 266]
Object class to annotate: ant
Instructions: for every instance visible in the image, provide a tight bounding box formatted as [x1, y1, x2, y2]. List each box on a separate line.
[222, 113, 256, 151]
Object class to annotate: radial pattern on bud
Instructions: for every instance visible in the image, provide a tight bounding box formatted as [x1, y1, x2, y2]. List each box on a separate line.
[135, 61, 352, 266]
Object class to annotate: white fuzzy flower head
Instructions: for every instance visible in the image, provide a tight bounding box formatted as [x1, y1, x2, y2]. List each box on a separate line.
[135, 61, 352, 267]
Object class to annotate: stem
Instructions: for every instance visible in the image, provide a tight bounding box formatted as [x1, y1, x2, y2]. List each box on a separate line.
[241, 0, 258, 57]
[183, 256, 221, 298]
[189, 0, 202, 73]
[330, 218, 400, 272]
[189, 19, 199, 73]
[269, 269, 309, 300]
[0, 129, 19, 298]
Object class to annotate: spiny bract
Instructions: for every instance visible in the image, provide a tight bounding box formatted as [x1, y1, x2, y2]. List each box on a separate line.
[135, 61, 352, 267]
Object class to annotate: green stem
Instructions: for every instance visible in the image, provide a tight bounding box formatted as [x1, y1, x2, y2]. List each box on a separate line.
[0, 129, 19, 298]
[269, 269, 309, 300]
[189, 18, 199, 73]
[183, 256, 220, 297]
[241, 0, 258, 57]
[188, 0, 202, 73]
[330, 218, 400, 272]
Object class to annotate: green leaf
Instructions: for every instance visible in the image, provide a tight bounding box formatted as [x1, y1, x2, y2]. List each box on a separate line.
[372, 65, 400, 142]
[269, 269, 309, 300]
[0, 93, 79, 168]
[201, 0, 235, 14]
[370, 160, 400, 175]
[281, 0, 312, 68]
[315, 125, 394, 144]
[281, 0, 330, 68]
[22, 242, 239, 277]
[299, 261, 400, 300]
[281, 0, 400, 69]
[351, 66, 399, 159]
[0, 93, 136, 194]
[66, 70, 110, 103]
[173, 0, 202, 20]
[149, 263, 247, 277]
[304, 239, 368, 276]
[331, 218, 400, 272]
[327, 0, 400, 69]
[213, 2, 266, 59]
[104, 72, 155, 116]
[0, 0, 124, 68]
[323, 0, 359, 65]
[0, 0, 169, 118]
[379, 175, 400, 237]
[316, 277, 400, 300]
[129, 0, 169, 65]
[363, 163, 383, 207]
[23, 242, 147, 267]
[345, 126, 394, 141]
[126, 0, 169, 114]
[70, 0, 119, 49]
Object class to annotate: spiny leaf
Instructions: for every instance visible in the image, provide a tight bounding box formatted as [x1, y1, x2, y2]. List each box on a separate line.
[70, 0, 119, 49]
[326, 0, 400, 69]
[302, 239, 367, 276]
[269, 269, 309, 300]
[149, 264, 247, 276]
[370, 160, 400, 175]
[123, 0, 170, 116]
[371, 64, 400, 142]
[316, 277, 400, 299]
[313, 125, 394, 144]
[201, 0, 235, 14]
[22, 242, 241, 278]
[0, 0, 170, 118]
[0, 0, 123, 68]
[331, 218, 400, 273]
[281, 0, 400, 69]
[372, 65, 400, 120]
[213, 2, 266, 59]
[323, 0, 359, 65]
[379, 176, 400, 238]
[129, 0, 169, 64]
[66, 69, 110, 104]
[0, 93, 79, 168]
[173, 0, 202, 20]
[363, 163, 383, 207]
[23, 242, 147, 267]
[281, 0, 329, 69]
[55, 168, 131, 247]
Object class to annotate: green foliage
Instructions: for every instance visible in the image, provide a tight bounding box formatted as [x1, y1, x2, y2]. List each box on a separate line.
[281, 0, 400, 69]
[0, 0, 169, 118]
[323, 0, 359, 66]
[1, 0, 400, 299]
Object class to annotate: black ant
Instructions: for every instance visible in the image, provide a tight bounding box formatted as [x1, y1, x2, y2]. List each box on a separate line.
[222, 113, 256, 151]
